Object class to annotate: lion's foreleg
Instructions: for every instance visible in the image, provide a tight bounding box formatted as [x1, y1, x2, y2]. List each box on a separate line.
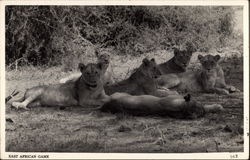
[203, 79, 229, 95]
[216, 75, 240, 93]
[81, 91, 110, 107]
[99, 92, 111, 103]
[27, 101, 41, 108]
[157, 74, 180, 89]
[215, 80, 240, 93]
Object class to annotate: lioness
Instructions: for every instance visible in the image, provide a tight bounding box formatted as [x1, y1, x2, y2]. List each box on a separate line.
[158, 42, 196, 74]
[12, 62, 109, 110]
[59, 49, 114, 85]
[101, 92, 224, 119]
[157, 54, 239, 95]
[104, 58, 178, 97]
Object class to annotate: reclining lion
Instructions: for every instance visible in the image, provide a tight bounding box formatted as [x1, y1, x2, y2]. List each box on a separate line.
[157, 54, 240, 95]
[12, 62, 109, 110]
[104, 58, 178, 97]
[101, 92, 224, 119]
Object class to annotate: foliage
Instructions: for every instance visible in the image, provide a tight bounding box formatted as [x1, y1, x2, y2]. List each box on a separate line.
[6, 6, 236, 67]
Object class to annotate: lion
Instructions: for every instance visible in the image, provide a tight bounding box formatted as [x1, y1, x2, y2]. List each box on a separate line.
[12, 62, 110, 110]
[59, 49, 114, 85]
[158, 42, 196, 74]
[101, 92, 224, 119]
[157, 54, 240, 95]
[104, 58, 178, 97]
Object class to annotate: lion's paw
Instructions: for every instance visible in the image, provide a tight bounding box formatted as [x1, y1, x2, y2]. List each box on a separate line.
[59, 78, 67, 84]
[203, 104, 224, 113]
[11, 102, 29, 110]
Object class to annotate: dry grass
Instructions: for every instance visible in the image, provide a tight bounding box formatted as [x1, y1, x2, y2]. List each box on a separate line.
[5, 51, 243, 152]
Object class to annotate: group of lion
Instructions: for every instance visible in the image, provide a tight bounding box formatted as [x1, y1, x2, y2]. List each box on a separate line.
[11, 44, 239, 118]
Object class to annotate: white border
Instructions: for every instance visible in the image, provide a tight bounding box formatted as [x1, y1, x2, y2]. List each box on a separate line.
[0, 0, 249, 159]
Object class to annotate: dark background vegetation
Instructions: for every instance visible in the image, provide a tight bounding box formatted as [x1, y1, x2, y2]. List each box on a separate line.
[6, 6, 236, 67]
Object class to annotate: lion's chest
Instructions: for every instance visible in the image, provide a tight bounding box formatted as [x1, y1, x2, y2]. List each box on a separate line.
[78, 88, 101, 99]
[77, 87, 105, 107]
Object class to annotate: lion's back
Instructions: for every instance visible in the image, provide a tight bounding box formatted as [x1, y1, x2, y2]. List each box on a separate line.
[25, 82, 77, 106]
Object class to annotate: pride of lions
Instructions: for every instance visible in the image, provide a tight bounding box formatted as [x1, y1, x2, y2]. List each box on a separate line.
[11, 45, 239, 119]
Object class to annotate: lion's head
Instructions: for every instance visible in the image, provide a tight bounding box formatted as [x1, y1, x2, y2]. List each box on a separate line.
[172, 42, 196, 70]
[95, 50, 110, 71]
[139, 57, 162, 79]
[78, 62, 104, 88]
[198, 54, 220, 73]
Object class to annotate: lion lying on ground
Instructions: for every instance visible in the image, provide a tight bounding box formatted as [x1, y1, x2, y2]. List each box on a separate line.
[157, 54, 240, 95]
[158, 42, 196, 74]
[104, 58, 178, 97]
[59, 49, 114, 85]
[101, 92, 224, 119]
[12, 62, 109, 110]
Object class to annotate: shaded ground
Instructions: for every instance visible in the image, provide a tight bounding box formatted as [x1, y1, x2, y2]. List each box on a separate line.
[5, 53, 243, 153]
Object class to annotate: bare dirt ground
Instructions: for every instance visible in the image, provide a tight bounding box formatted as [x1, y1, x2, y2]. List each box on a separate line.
[5, 51, 243, 153]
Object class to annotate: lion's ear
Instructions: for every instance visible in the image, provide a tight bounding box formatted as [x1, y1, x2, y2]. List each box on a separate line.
[95, 49, 100, 57]
[214, 55, 221, 62]
[150, 58, 155, 63]
[78, 63, 86, 72]
[142, 58, 150, 66]
[198, 55, 204, 62]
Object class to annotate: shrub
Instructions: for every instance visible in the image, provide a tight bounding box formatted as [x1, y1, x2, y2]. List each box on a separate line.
[5, 6, 236, 67]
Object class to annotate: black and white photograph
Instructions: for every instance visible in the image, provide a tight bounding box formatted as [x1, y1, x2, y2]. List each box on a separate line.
[1, 0, 249, 159]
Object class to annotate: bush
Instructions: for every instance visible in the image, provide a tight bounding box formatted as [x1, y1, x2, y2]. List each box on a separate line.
[5, 6, 236, 67]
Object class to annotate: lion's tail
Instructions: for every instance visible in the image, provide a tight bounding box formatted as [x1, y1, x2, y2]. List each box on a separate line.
[8, 94, 25, 104]
[5, 90, 21, 103]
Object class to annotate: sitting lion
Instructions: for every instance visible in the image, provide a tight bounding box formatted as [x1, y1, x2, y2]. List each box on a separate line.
[104, 58, 178, 97]
[101, 92, 224, 119]
[12, 62, 110, 110]
[157, 54, 240, 95]
[158, 42, 196, 74]
[59, 49, 114, 85]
